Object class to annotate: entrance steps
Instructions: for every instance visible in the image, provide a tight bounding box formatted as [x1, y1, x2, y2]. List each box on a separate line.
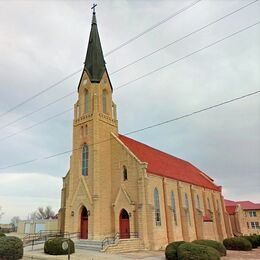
[75, 239, 103, 251]
[104, 238, 144, 253]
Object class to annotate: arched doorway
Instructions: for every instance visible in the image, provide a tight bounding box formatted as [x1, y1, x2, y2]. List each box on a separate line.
[80, 207, 88, 239]
[119, 209, 130, 239]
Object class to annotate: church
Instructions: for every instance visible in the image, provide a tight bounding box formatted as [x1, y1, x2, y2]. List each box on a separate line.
[59, 8, 232, 251]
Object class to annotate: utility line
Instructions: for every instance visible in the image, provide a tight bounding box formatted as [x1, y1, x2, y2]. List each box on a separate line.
[104, 0, 203, 56]
[115, 21, 260, 90]
[110, 0, 259, 75]
[1, 11, 259, 132]
[0, 0, 202, 119]
[0, 108, 73, 142]
[0, 91, 75, 131]
[0, 21, 258, 142]
[0, 89, 259, 171]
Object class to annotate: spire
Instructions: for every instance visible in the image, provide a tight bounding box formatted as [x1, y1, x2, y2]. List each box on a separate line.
[84, 4, 106, 83]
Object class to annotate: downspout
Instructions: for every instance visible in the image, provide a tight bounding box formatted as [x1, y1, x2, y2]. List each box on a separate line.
[162, 177, 170, 244]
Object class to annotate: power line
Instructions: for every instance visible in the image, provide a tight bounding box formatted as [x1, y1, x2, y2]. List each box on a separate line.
[0, 0, 202, 119]
[0, 91, 75, 131]
[115, 21, 260, 90]
[110, 0, 259, 75]
[0, 21, 258, 142]
[104, 0, 203, 56]
[1, 14, 259, 132]
[0, 108, 73, 142]
[0, 89, 259, 171]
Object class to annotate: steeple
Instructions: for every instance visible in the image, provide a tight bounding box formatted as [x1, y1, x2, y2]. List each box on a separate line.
[84, 5, 106, 83]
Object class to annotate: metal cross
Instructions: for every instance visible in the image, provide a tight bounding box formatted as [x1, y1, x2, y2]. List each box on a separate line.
[91, 3, 97, 13]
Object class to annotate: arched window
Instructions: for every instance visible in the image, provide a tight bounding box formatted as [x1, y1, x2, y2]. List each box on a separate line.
[123, 166, 128, 181]
[154, 188, 161, 226]
[171, 191, 177, 225]
[102, 89, 107, 113]
[196, 194, 201, 210]
[82, 144, 88, 176]
[184, 193, 191, 225]
[76, 105, 80, 119]
[84, 90, 89, 113]
[207, 198, 211, 211]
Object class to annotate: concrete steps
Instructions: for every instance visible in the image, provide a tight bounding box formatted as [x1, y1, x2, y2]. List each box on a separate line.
[104, 238, 144, 253]
[75, 239, 103, 251]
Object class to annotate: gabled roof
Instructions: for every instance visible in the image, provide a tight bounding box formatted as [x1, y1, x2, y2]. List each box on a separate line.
[119, 134, 221, 191]
[224, 199, 260, 211]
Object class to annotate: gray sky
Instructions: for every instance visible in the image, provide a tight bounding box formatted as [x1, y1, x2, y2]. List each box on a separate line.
[0, 0, 259, 223]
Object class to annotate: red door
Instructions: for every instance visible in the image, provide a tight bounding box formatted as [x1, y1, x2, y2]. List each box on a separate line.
[80, 207, 88, 239]
[119, 209, 130, 239]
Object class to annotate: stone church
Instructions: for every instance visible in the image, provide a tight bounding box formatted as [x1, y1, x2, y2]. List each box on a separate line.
[59, 9, 232, 251]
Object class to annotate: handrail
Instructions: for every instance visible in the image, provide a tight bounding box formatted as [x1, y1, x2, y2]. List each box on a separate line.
[101, 232, 138, 250]
[23, 230, 70, 248]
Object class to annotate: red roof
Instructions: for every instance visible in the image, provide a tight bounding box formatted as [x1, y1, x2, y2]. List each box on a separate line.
[119, 134, 220, 191]
[224, 199, 260, 211]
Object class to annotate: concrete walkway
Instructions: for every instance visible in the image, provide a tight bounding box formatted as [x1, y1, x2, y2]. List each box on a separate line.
[23, 244, 165, 260]
[23, 245, 260, 260]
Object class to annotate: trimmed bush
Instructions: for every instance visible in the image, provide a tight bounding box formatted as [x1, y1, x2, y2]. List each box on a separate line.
[0, 236, 23, 260]
[255, 235, 260, 247]
[0, 232, 6, 237]
[243, 236, 258, 248]
[192, 239, 226, 256]
[165, 241, 185, 260]
[177, 242, 220, 260]
[44, 237, 75, 255]
[223, 237, 252, 251]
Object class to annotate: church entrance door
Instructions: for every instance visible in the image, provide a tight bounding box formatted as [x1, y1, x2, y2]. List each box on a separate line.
[80, 207, 88, 239]
[119, 209, 130, 239]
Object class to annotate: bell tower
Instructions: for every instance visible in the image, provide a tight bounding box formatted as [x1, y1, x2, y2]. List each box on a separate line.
[60, 6, 118, 240]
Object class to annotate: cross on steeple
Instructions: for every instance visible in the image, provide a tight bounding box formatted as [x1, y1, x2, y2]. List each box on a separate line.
[91, 3, 97, 14]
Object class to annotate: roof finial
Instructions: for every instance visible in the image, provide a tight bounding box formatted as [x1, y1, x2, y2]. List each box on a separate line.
[91, 3, 97, 14]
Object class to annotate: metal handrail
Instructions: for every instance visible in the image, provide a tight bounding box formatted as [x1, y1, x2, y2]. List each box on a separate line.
[23, 230, 70, 248]
[101, 232, 138, 250]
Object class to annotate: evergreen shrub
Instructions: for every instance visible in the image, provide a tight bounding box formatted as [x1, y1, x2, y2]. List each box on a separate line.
[0, 233, 6, 237]
[223, 237, 252, 251]
[242, 236, 258, 248]
[44, 237, 75, 255]
[177, 242, 220, 260]
[165, 241, 185, 260]
[0, 236, 23, 260]
[192, 239, 226, 256]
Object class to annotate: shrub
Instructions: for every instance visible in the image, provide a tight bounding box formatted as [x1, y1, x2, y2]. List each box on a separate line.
[44, 237, 75, 255]
[177, 242, 220, 260]
[242, 236, 258, 248]
[165, 241, 185, 260]
[255, 235, 260, 247]
[223, 237, 252, 251]
[0, 232, 6, 237]
[192, 239, 226, 256]
[0, 236, 23, 260]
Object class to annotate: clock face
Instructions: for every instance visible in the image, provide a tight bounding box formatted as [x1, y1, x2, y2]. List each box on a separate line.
[83, 79, 88, 85]
[103, 79, 107, 84]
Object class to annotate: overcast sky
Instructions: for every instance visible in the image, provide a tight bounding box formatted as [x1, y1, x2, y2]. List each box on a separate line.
[0, 0, 259, 223]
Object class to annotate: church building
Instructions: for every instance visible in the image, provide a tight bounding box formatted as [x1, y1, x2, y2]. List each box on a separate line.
[59, 8, 232, 251]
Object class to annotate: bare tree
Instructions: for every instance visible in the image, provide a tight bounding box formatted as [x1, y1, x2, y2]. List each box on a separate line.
[29, 206, 55, 220]
[10, 216, 20, 230]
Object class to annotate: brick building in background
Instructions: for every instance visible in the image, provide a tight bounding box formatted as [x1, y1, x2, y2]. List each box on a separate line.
[225, 199, 260, 236]
[59, 9, 232, 252]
